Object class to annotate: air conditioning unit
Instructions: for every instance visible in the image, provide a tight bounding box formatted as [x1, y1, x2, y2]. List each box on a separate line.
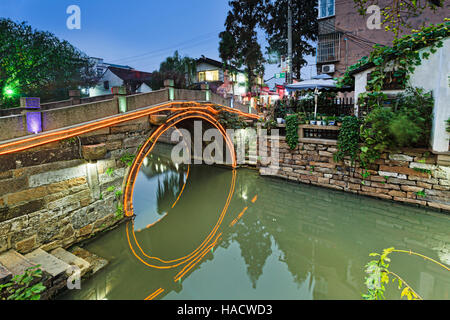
[322, 64, 335, 74]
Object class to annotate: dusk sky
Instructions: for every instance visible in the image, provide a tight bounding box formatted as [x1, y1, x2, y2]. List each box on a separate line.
[0, 0, 317, 86]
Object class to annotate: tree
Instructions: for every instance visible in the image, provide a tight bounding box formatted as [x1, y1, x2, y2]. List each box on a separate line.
[159, 50, 197, 87]
[0, 18, 96, 109]
[353, 0, 445, 37]
[262, 0, 318, 80]
[224, 0, 266, 93]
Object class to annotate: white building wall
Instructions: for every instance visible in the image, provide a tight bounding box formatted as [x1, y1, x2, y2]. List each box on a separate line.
[89, 69, 123, 97]
[137, 83, 152, 94]
[409, 37, 450, 152]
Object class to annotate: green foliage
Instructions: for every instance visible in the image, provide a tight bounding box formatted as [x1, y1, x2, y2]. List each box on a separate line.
[148, 50, 197, 90]
[115, 190, 123, 200]
[446, 117, 450, 133]
[389, 114, 422, 147]
[353, 0, 445, 37]
[360, 107, 394, 167]
[285, 114, 299, 150]
[0, 265, 46, 300]
[120, 153, 135, 167]
[413, 167, 431, 175]
[336, 21, 449, 90]
[363, 247, 450, 300]
[359, 87, 434, 167]
[115, 203, 124, 220]
[334, 116, 361, 165]
[262, 0, 318, 80]
[415, 189, 426, 197]
[217, 110, 248, 129]
[106, 167, 114, 177]
[0, 18, 96, 109]
[224, 0, 266, 93]
[106, 186, 116, 193]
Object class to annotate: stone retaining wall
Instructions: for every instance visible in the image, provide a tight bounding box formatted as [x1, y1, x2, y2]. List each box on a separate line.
[259, 137, 450, 212]
[0, 118, 153, 255]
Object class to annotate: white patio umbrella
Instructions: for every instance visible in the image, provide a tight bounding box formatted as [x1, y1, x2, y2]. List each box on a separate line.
[285, 74, 339, 119]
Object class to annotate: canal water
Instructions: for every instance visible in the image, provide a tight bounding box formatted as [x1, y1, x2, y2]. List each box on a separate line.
[60, 143, 450, 300]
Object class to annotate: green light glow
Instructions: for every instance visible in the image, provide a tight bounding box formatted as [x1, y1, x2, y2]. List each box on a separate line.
[119, 96, 127, 113]
[4, 87, 15, 97]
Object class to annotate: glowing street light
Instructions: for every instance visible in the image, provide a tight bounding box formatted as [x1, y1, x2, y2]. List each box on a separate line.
[4, 87, 15, 97]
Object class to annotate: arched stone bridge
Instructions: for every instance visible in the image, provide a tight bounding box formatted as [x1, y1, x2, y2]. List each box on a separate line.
[0, 88, 258, 256]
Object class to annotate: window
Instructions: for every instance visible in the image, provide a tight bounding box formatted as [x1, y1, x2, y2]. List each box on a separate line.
[97, 68, 104, 77]
[319, 0, 335, 19]
[317, 33, 340, 63]
[103, 81, 109, 90]
[198, 70, 219, 82]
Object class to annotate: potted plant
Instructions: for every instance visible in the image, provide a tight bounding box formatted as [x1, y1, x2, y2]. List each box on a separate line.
[309, 114, 317, 125]
[328, 116, 336, 126]
[316, 114, 322, 126]
[297, 112, 306, 125]
[336, 116, 343, 127]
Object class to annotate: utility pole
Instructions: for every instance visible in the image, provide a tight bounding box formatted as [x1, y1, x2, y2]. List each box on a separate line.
[287, 0, 293, 84]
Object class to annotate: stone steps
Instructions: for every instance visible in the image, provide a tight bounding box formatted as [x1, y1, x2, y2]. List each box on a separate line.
[70, 246, 108, 274]
[0, 250, 37, 277]
[437, 154, 450, 166]
[50, 247, 92, 278]
[0, 247, 104, 300]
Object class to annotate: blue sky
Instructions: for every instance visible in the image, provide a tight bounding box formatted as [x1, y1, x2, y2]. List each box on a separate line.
[0, 0, 316, 86]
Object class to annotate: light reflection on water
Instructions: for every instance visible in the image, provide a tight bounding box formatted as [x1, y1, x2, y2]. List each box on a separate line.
[60, 143, 450, 300]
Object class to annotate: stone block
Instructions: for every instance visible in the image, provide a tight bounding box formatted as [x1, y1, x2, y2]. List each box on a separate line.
[82, 144, 107, 161]
[28, 165, 87, 188]
[0, 250, 36, 276]
[400, 185, 425, 193]
[310, 161, 336, 169]
[388, 190, 407, 198]
[25, 248, 70, 278]
[389, 154, 413, 162]
[379, 165, 429, 178]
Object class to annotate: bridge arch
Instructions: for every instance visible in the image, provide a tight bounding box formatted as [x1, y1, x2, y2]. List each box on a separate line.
[123, 108, 237, 218]
[122, 108, 238, 271]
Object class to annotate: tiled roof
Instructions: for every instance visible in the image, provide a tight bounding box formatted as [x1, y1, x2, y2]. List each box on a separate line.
[108, 66, 152, 81]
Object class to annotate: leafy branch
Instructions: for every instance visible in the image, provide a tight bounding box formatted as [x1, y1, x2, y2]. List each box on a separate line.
[363, 247, 450, 300]
[0, 265, 46, 300]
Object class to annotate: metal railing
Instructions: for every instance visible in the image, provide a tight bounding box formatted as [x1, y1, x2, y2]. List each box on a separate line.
[317, 32, 341, 63]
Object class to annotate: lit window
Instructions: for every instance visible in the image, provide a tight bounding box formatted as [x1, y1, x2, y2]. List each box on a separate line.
[205, 70, 219, 81]
[198, 71, 205, 82]
[198, 70, 219, 82]
[319, 0, 335, 19]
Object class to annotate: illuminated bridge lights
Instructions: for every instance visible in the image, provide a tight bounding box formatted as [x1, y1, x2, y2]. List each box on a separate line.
[0, 101, 258, 156]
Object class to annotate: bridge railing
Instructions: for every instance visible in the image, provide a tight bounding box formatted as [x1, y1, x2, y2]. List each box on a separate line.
[0, 87, 239, 142]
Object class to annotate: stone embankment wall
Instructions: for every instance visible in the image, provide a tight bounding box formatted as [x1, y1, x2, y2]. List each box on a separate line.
[0, 118, 154, 255]
[260, 137, 450, 212]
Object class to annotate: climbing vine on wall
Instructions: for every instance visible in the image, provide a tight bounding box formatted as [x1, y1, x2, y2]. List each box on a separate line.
[334, 116, 361, 165]
[285, 114, 299, 150]
[336, 21, 450, 91]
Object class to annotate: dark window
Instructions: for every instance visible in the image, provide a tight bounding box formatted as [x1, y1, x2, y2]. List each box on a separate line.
[103, 81, 110, 90]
